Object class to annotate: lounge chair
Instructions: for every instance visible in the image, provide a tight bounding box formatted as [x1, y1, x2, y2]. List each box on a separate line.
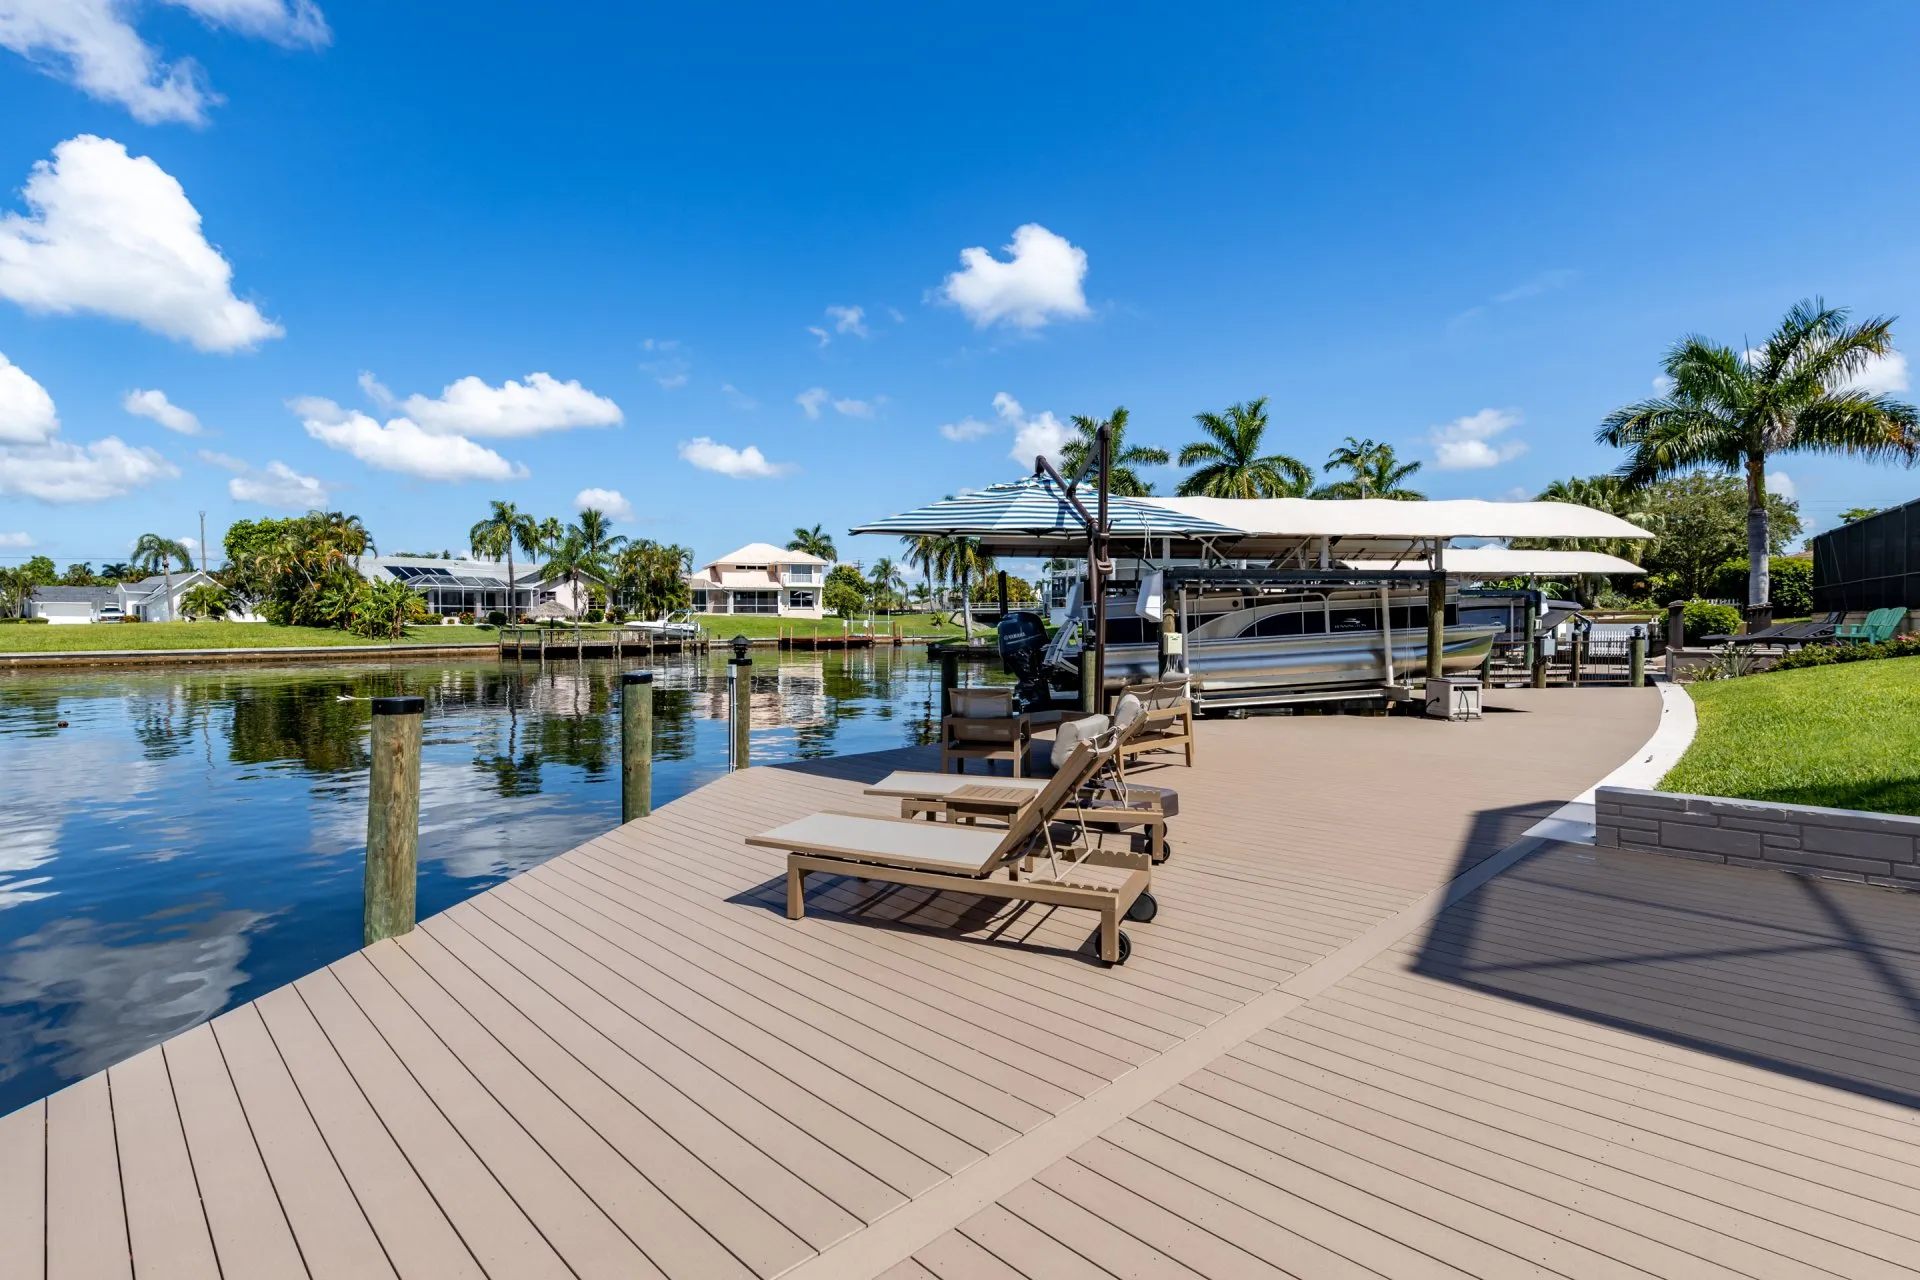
[1727, 611, 1844, 647]
[864, 696, 1180, 861]
[748, 738, 1156, 965]
[1837, 607, 1906, 644]
[1113, 678, 1195, 772]
[940, 686, 1033, 776]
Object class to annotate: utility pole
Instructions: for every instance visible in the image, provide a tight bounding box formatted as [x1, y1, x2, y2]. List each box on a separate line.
[198, 511, 208, 573]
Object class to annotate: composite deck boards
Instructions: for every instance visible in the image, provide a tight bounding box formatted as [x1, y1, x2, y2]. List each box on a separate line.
[9, 685, 1920, 1278]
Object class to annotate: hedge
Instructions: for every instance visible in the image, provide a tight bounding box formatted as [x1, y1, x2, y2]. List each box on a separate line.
[1682, 599, 1742, 644]
[1708, 557, 1813, 616]
[1771, 635, 1920, 672]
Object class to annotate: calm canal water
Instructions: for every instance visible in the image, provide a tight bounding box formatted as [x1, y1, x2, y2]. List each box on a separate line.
[0, 648, 995, 1117]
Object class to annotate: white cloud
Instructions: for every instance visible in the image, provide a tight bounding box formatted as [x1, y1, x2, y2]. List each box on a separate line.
[1767, 469, 1795, 500]
[1652, 374, 1675, 395]
[806, 326, 829, 348]
[678, 437, 791, 479]
[293, 397, 525, 482]
[1492, 269, 1576, 304]
[1851, 351, 1910, 396]
[640, 337, 688, 388]
[832, 396, 875, 419]
[394, 372, 622, 438]
[0, 435, 178, 502]
[0, 135, 282, 351]
[0, 347, 175, 500]
[721, 383, 757, 410]
[0, 349, 58, 443]
[575, 487, 634, 521]
[940, 416, 994, 442]
[993, 391, 1071, 465]
[796, 386, 830, 419]
[824, 305, 868, 338]
[122, 386, 201, 434]
[200, 450, 325, 508]
[0, 531, 34, 547]
[1431, 407, 1527, 470]
[0, 0, 327, 126]
[940, 223, 1090, 331]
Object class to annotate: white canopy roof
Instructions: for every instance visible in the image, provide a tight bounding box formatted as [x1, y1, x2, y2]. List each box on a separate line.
[1343, 547, 1645, 577]
[1141, 496, 1652, 541]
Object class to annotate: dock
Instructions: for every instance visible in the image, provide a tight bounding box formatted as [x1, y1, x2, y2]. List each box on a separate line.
[497, 625, 712, 660]
[6, 686, 1920, 1278]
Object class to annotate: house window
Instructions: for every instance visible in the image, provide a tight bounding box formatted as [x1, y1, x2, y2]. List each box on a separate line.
[787, 590, 817, 610]
[691, 590, 711, 611]
[733, 591, 779, 615]
[785, 566, 820, 585]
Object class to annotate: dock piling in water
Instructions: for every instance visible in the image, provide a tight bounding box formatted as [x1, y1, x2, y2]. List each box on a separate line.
[364, 695, 423, 945]
[621, 671, 654, 820]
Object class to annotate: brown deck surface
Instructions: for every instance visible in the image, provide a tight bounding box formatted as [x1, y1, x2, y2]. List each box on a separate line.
[5, 686, 1917, 1279]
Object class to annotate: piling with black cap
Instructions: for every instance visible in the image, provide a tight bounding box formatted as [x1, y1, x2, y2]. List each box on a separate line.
[728, 648, 753, 771]
[1629, 626, 1647, 687]
[938, 648, 959, 719]
[364, 695, 424, 945]
[621, 671, 654, 821]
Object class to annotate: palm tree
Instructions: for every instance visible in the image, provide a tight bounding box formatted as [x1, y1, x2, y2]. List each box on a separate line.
[1061, 407, 1170, 496]
[788, 524, 837, 561]
[558, 508, 627, 616]
[901, 535, 944, 618]
[1176, 397, 1313, 498]
[1600, 299, 1920, 612]
[868, 556, 905, 612]
[1315, 437, 1425, 500]
[179, 582, 230, 620]
[469, 500, 537, 622]
[131, 533, 195, 621]
[100, 562, 135, 580]
[936, 535, 994, 640]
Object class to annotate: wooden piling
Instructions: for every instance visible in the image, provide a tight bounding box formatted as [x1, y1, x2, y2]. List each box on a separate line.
[621, 671, 654, 821]
[1568, 632, 1583, 685]
[729, 656, 752, 770]
[1531, 638, 1550, 689]
[1426, 571, 1446, 678]
[364, 695, 423, 945]
[1629, 628, 1647, 687]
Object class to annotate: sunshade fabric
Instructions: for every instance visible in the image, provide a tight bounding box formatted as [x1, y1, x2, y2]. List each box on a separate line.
[1141, 495, 1654, 540]
[850, 474, 1243, 540]
[1342, 548, 1646, 576]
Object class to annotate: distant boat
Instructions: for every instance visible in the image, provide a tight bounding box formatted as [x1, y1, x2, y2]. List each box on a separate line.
[626, 610, 703, 641]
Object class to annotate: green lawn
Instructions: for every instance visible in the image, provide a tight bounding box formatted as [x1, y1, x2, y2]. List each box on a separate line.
[1662, 657, 1920, 815]
[695, 612, 979, 641]
[0, 621, 497, 652]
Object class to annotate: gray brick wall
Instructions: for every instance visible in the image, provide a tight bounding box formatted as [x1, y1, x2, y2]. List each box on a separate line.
[1595, 787, 1920, 891]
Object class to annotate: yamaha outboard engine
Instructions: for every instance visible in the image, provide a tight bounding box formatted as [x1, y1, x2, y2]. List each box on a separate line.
[996, 612, 1052, 709]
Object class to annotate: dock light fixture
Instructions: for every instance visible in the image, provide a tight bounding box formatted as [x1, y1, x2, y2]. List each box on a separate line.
[731, 634, 750, 661]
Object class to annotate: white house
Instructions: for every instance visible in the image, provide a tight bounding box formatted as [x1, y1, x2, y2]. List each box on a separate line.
[686, 543, 829, 618]
[353, 555, 591, 618]
[25, 586, 120, 624]
[27, 571, 228, 623]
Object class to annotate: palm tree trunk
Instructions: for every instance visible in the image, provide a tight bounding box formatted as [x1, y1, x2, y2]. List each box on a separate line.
[1745, 456, 1770, 613]
[163, 560, 173, 623]
[506, 545, 515, 624]
[960, 567, 974, 641]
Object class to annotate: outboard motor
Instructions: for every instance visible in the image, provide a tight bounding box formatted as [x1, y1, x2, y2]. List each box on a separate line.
[996, 612, 1052, 709]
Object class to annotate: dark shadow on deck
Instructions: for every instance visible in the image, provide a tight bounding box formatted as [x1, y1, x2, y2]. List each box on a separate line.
[1412, 816, 1920, 1111]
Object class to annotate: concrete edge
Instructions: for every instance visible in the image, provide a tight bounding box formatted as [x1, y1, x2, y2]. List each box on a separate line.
[1523, 680, 1698, 844]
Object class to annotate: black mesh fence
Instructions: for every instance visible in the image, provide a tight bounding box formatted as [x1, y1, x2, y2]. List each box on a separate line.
[1812, 498, 1920, 612]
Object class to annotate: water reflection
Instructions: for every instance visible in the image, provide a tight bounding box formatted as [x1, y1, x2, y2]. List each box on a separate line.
[0, 647, 985, 1115]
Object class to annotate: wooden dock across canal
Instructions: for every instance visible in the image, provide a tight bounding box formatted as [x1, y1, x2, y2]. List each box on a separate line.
[7, 687, 1920, 1278]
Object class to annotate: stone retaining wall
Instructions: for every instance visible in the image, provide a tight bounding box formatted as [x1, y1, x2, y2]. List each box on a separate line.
[1595, 786, 1920, 891]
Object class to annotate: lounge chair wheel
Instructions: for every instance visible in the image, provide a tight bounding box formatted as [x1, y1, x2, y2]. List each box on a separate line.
[1085, 929, 1132, 966]
[1110, 931, 1132, 966]
[1125, 891, 1158, 924]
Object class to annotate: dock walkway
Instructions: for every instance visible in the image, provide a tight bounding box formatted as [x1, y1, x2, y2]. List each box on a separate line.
[6, 687, 1919, 1278]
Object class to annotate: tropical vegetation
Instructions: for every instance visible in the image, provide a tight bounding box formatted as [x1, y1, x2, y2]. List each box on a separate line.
[1600, 298, 1919, 613]
[1314, 437, 1424, 499]
[610, 539, 692, 618]
[787, 524, 837, 561]
[468, 500, 539, 622]
[1062, 407, 1169, 496]
[1176, 397, 1313, 498]
[132, 533, 196, 621]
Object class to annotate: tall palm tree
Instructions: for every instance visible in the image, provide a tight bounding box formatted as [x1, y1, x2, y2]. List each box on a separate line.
[131, 533, 195, 620]
[868, 556, 905, 612]
[788, 524, 837, 562]
[562, 508, 627, 615]
[1176, 397, 1313, 498]
[937, 535, 994, 640]
[901, 535, 944, 618]
[469, 499, 537, 622]
[1600, 299, 1920, 611]
[1315, 437, 1425, 500]
[1060, 407, 1169, 496]
[535, 515, 565, 561]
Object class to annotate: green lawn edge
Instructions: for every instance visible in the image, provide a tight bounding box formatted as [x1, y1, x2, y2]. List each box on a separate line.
[1661, 657, 1920, 816]
[0, 621, 498, 653]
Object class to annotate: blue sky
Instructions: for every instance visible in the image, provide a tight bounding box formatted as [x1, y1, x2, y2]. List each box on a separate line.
[3, 2, 1920, 573]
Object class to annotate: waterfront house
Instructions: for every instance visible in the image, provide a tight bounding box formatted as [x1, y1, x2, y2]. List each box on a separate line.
[352, 555, 590, 618]
[29, 572, 231, 623]
[25, 585, 121, 624]
[686, 542, 829, 618]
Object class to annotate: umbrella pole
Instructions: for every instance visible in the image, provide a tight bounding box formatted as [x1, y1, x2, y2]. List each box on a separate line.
[1092, 424, 1111, 711]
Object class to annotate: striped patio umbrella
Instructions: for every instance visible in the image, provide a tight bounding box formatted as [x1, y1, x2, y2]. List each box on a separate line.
[850, 474, 1242, 541]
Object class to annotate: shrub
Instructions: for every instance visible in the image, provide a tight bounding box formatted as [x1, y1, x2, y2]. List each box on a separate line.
[486, 609, 507, 627]
[585, 608, 605, 623]
[458, 611, 474, 625]
[1681, 599, 1742, 644]
[605, 606, 626, 623]
[1772, 634, 1920, 672]
[1707, 557, 1813, 617]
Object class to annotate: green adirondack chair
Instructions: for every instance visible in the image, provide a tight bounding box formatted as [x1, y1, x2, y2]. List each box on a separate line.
[1838, 607, 1905, 643]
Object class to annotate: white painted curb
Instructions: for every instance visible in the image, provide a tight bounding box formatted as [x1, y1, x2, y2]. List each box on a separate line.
[1524, 681, 1697, 844]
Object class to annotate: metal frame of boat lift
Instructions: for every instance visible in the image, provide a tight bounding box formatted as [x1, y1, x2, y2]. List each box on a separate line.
[1157, 563, 1452, 711]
